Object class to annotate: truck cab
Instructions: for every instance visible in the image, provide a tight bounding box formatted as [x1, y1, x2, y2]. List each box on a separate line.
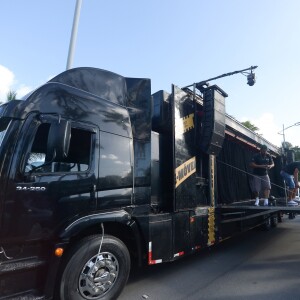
[0, 67, 152, 299]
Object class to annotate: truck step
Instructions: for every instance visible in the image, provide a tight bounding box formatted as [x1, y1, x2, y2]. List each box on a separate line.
[0, 290, 45, 300]
[0, 257, 46, 275]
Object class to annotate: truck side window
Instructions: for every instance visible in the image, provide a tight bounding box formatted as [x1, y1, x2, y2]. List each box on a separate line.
[0, 119, 11, 147]
[99, 131, 132, 189]
[25, 122, 93, 173]
[25, 123, 49, 172]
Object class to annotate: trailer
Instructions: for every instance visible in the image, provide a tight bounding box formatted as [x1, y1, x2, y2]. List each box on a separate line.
[0, 67, 299, 299]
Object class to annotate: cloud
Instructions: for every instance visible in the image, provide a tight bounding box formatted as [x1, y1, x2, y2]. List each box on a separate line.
[254, 113, 281, 144]
[0, 65, 33, 101]
[241, 112, 300, 148]
[101, 154, 118, 160]
[242, 113, 282, 147]
[0, 65, 14, 101]
[16, 84, 33, 98]
[253, 114, 300, 147]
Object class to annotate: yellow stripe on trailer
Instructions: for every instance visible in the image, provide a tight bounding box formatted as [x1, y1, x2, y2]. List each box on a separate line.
[208, 155, 216, 245]
[208, 206, 215, 246]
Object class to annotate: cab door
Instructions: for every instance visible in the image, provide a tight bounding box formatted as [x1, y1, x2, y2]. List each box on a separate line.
[2, 114, 99, 241]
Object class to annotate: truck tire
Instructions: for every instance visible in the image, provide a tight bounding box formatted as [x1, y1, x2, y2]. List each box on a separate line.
[261, 217, 271, 231]
[59, 234, 130, 300]
[271, 215, 278, 227]
[288, 212, 295, 219]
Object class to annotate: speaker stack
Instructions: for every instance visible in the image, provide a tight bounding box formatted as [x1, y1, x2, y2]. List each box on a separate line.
[200, 85, 227, 156]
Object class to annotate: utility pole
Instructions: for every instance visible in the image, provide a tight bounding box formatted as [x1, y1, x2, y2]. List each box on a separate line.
[66, 0, 83, 70]
[279, 122, 300, 152]
[282, 124, 286, 150]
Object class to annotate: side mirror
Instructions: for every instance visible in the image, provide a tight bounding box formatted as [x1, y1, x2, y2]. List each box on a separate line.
[46, 119, 71, 162]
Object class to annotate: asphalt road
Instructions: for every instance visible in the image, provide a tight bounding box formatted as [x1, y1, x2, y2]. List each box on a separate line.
[119, 215, 300, 300]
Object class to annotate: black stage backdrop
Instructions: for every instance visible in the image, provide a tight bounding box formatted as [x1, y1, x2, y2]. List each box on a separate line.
[216, 137, 284, 204]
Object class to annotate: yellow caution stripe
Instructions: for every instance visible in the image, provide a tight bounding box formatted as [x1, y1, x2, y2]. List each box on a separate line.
[183, 113, 194, 133]
[175, 113, 194, 135]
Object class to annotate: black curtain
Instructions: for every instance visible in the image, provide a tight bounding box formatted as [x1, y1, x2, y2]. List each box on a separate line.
[269, 156, 285, 197]
[216, 137, 284, 204]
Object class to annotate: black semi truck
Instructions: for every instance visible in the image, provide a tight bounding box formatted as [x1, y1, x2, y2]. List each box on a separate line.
[0, 67, 293, 299]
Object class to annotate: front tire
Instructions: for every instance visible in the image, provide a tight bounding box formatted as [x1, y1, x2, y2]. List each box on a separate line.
[59, 235, 130, 300]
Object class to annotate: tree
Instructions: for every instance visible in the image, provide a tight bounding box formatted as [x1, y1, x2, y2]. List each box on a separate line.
[282, 142, 299, 156]
[291, 146, 300, 160]
[241, 120, 259, 132]
[282, 141, 293, 149]
[6, 90, 17, 101]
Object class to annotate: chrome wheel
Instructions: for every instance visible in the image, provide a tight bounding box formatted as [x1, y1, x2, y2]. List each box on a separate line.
[59, 235, 130, 300]
[78, 252, 119, 299]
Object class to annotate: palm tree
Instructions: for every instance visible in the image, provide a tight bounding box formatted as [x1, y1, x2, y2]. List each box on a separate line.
[6, 90, 17, 101]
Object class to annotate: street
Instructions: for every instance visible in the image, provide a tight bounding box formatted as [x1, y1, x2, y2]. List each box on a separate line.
[119, 215, 300, 300]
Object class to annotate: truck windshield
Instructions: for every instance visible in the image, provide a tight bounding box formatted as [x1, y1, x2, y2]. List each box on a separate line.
[0, 118, 11, 148]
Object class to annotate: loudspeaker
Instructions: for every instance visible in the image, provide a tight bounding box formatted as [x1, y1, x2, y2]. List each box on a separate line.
[200, 85, 227, 156]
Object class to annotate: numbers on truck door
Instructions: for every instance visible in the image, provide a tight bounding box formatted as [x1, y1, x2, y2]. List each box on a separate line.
[16, 186, 46, 191]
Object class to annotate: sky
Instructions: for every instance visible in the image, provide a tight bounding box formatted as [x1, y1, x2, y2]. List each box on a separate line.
[1, 0, 300, 148]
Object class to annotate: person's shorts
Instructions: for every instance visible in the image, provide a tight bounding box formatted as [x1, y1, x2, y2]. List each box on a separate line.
[280, 170, 295, 189]
[251, 175, 271, 193]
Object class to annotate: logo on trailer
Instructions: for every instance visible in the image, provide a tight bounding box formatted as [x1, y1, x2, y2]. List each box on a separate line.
[175, 156, 196, 188]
